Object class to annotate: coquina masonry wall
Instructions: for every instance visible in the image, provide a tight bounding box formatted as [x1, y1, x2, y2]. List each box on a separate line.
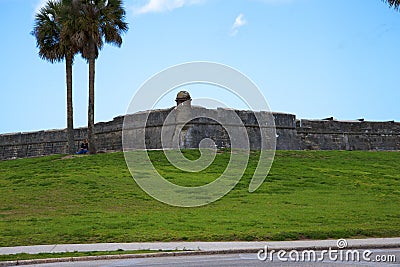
[0, 107, 399, 160]
[297, 119, 400, 150]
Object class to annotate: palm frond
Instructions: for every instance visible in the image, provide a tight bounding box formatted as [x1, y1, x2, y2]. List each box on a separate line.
[383, 0, 400, 10]
[32, 0, 81, 63]
[76, 0, 128, 60]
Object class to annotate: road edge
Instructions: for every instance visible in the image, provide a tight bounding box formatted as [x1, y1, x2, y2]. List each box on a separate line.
[2, 243, 400, 266]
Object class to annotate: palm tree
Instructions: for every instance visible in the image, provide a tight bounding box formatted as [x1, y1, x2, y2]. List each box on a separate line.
[73, 0, 128, 154]
[383, 0, 400, 10]
[32, 0, 79, 154]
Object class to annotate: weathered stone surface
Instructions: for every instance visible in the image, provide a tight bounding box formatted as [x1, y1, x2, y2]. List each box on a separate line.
[0, 108, 399, 160]
[297, 119, 400, 150]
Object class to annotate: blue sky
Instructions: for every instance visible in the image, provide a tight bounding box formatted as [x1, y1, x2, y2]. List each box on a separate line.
[1, 0, 400, 133]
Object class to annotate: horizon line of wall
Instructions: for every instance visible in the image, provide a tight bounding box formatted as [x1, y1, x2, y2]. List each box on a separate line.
[0, 108, 399, 160]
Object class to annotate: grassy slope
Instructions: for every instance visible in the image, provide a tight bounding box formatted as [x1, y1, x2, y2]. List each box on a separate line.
[0, 150, 399, 247]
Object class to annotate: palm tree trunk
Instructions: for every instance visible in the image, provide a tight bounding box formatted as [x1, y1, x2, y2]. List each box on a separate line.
[66, 54, 75, 154]
[88, 43, 97, 154]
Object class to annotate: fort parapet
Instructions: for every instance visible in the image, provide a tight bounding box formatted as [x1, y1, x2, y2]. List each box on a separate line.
[0, 107, 399, 160]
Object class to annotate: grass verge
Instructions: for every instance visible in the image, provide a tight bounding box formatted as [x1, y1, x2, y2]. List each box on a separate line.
[0, 250, 173, 262]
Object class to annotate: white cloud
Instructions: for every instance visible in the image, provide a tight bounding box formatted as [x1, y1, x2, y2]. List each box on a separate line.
[230, 13, 247, 37]
[134, 0, 204, 15]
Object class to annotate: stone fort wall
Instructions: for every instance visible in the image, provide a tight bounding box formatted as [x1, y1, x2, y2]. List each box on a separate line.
[0, 107, 399, 160]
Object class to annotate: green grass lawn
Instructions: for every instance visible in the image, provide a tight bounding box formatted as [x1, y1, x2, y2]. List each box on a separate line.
[0, 250, 173, 262]
[0, 150, 399, 247]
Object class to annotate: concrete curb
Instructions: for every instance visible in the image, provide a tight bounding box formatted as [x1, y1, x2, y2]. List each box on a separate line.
[2, 239, 400, 266]
[2, 238, 400, 255]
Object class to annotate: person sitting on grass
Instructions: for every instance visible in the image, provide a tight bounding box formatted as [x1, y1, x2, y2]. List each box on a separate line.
[76, 139, 89, 154]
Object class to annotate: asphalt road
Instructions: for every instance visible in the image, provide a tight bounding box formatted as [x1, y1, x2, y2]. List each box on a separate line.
[20, 248, 400, 267]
